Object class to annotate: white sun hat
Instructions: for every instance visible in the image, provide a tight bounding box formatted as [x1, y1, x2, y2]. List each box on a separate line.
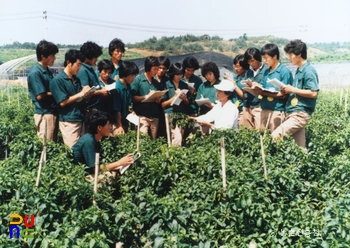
[214, 79, 235, 92]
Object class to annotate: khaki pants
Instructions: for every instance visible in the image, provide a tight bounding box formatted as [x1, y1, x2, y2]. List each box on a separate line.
[34, 114, 58, 142]
[271, 111, 311, 148]
[260, 110, 285, 133]
[237, 111, 244, 127]
[139, 116, 159, 140]
[59, 121, 83, 148]
[240, 107, 261, 129]
[171, 125, 184, 146]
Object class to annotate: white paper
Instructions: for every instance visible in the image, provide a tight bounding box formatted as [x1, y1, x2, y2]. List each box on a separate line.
[186, 82, 195, 88]
[126, 113, 140, 126]
[141, 90, 169, 103]
[241, 79, 253, 87]
[119, 164, 131, 174]
[77, 85, 100, 102]
[195, 98, 211, 106]
[104, 82, 116, 91]
[171, 89, 189, 106]
[243, 87, 259, 97]
[266, 78, 285, 89]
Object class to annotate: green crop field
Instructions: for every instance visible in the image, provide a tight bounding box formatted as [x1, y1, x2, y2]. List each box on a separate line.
[0, 86, 349, 247]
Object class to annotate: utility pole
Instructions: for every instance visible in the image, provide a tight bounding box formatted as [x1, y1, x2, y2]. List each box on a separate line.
[43, 11, 48, 40]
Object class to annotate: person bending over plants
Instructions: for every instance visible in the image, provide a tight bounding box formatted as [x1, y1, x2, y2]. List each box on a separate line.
[72, 110, 134, 178]
[195, 80, 239, 134]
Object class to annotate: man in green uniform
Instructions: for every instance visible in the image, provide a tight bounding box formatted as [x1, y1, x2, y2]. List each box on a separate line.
[251, 43, 293, 132]
[77, 41, 108, 119]
[27, 40, 59, 141]
[72, 110, 133, 176]
[241, 47, 269, 129]
[272, 40, 319, 148]
[49, 49, 91, 148]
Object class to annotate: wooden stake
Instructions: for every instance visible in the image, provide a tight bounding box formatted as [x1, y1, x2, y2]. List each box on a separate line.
[94, 153, 100, 194]
[5, 135, 8, 159]
[136, 116, 140, 152]
[260, 135, 268, 181]
[340, 89, 343, 106]
[260, 113, 271, 181]
[17, 92, 20, 109]
[220, 138, 226, 195]
[345, 88, 348, 115]
[35, 119, 47, 187]
[165, 113, 171, 147]
[249, 241, 257, 248]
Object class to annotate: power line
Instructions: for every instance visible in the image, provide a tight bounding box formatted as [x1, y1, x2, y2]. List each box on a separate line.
[49, 11, 301, 34]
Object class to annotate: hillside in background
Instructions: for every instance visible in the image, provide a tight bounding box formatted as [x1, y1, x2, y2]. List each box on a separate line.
[1, 34, 350, 63]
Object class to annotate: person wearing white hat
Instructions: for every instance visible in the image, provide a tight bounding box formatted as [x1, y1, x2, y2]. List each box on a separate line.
[195, 80, 239, 133]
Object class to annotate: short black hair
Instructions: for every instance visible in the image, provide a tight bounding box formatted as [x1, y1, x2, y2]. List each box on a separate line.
[284, 39, 307, 59]
[119, 61, 139, 78]
[97, 59, 114, 73]
[224, 91, 234, 100]
[64, 49, 85, 67]
[80, 41, 103, 60]
[108, 38, 125, 56]
[261, 43, 280, 60]
[244, 47, 262, 62]
[144, 56, 160, 72]
[88, 110, 111, 134]
[158, 56, 170, 69]
[201, 62, 220, 80]
[168, 63, 184, 80]
[182, 56, 199, 70]
[36, 40, 58, 61]
[233, 54, 249, 70]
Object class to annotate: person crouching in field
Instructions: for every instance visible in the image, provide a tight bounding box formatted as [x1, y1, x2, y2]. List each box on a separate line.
[28, 40, 59, 141]
[196, 80, 239, 133]
[272, 39, 319, 149]
[72, 110, 133, 178]
[50, 49, 92, 148]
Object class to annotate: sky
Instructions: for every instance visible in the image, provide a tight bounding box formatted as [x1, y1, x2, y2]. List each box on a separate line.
[0, 0, 350, 47]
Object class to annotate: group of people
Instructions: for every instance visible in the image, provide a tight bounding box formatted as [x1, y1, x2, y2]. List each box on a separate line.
[27, 37, 319, 176]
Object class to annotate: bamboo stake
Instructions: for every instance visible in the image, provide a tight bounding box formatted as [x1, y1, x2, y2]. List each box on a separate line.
[136, 116, 140, 152]
[249, 241, 257, 248]
[165, 113, 171, 147]
[17, 91, 20, 109]
[93, 153, 100, 204]
[5, 135, 8, 159]
[345, 88, 348, 115]
[260, 135, 268, 181]
[93, 153, 100, 194]
[35, 119, 47, 187]
[260, 113, 271, 181]
[340, 89, 343, 106]
[220, 138, 226, 196]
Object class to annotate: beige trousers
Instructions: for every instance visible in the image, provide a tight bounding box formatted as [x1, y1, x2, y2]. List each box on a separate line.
[34, 114, 58, 142]
[139, 116, 159, 140]
[239, 107, 261, 129]
[260, 110, 285, 133]
[59, 121, 83, 148]
[271, 111, 311, 148]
